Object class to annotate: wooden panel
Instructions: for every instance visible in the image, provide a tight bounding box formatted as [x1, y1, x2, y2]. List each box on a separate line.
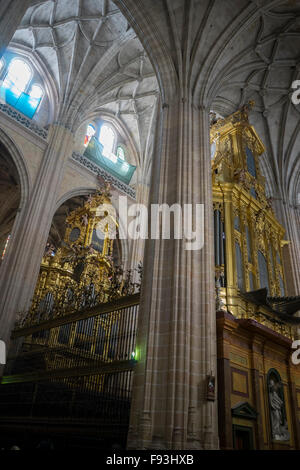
[231, 367, 249, 397]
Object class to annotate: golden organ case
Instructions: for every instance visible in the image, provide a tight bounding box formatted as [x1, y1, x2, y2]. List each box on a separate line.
[211, 104, 293, 338]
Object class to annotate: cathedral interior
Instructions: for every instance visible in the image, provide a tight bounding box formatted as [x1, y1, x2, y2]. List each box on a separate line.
[0, 0, 300, 451]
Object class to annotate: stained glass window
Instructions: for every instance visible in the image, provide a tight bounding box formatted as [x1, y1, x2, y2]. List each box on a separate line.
[0, 56, 44, 118]
[84, 123, 96, 147]
[99, 124, 115, 157]
[117, 146, 125, 160]
[2, 58, 32, 97]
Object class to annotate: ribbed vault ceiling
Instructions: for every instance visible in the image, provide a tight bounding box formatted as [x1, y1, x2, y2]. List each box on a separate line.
[10, 0, 159, 184]
[7, 0, 300, 204]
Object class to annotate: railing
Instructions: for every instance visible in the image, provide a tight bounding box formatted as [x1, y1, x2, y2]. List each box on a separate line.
[72, 152, 136, 199]
[0, 295, 140, 439]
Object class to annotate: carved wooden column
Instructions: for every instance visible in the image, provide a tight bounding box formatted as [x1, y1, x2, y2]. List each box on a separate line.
[0, 0, 33, 58]
[0, 124, 73, 356]
[127, 99, 218, 450]
[250, 337, 264, 449]
[216, 310, 237, 449]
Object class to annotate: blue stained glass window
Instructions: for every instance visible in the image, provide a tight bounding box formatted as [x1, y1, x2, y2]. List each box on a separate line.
[84, 123, 96, 147]
[84, 136, 136, 185]
[117, 146, 125, 160]
[2, 58, 32, 96]
[246, 146, 257, 177]
[235, 242, 244, 290]
[0, 56, 43, 119]
[258, 250, 269, 292]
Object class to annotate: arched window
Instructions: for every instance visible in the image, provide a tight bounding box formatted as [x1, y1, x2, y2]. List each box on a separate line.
[99, 124, 115, 157]
[3, 58, 32, 97]
[0, 57, 44, 118]
[84, 123, 96, 147]
[29, 83, 43, 108]
[29, 84, 43, 99]
[117, 145, 125, 160]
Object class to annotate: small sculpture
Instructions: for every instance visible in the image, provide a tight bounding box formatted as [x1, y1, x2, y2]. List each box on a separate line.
[268, 375, 290, 441]
[81, 213, 89, 226]
[44, 243, 56, 257]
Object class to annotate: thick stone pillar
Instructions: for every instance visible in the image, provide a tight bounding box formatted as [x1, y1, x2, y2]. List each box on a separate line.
[0, 1, 33, 58]
[127, 100, 218, 449]
[127, 182, 149, 273]
[273, 199, 300, 295]
[0, 125, 73, 352]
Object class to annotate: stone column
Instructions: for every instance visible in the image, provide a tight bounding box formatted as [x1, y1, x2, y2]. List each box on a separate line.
[273, 199, 300, 296]
[127, 99, 218, 450]
[0, 125, 74, 354]
[127, 182, 149, 273]
[0, 0, 33, 58]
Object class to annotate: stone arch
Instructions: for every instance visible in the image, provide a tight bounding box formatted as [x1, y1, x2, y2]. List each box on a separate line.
[0, 125, 31, 209]
[0, 126, 31, 262]
[112, 0, 178, 104]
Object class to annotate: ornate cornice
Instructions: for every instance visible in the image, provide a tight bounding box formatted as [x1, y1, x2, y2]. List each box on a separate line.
[0, 102, 48, 140]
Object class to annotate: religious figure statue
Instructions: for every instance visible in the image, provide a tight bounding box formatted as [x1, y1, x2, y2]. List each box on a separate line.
[268, 374, 290, 441]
